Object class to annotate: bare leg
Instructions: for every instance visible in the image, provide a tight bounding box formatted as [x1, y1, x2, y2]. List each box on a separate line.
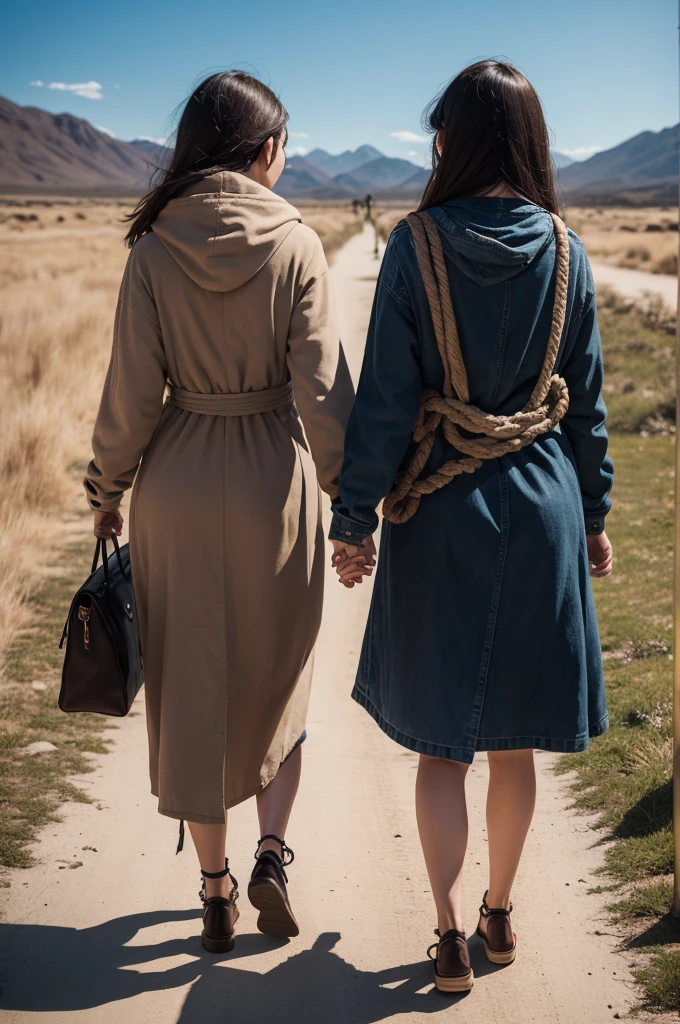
[415, 754, 470, 933]
[256, 742, 302, 858]
[187, 820, 232, 898]
[484, 748, 536, 913]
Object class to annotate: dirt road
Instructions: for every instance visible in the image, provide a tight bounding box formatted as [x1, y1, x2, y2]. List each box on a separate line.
[590, 260, 676, 311]
[1, 224, 642, 1023]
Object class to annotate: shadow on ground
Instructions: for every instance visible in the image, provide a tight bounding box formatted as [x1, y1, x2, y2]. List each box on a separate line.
[625, 913, 680, 949]
[0, 913, 503, 1021]
[614, 781, 672, 839]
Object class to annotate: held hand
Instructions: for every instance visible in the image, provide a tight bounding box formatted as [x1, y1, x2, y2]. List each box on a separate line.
[94, 509, 124, 540]
[331, 536, 377, 588]
[587, 531, 612, 577]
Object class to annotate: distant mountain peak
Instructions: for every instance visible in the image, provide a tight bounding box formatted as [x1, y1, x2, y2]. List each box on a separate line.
[559, 123, 678, 202]
[304, 145, 384, 178]
[551, 151, 575, 169]
[0, 95, 167, 191]
[0, 95, 674, 205]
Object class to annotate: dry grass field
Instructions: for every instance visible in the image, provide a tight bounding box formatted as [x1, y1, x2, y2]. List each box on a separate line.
[565, 206, 678, 275]
[0, 196, 361, 666]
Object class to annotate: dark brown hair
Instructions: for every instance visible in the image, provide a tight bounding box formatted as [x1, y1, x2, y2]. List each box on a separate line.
[418, 60, 558, 214]
[125, 71, 288, 247]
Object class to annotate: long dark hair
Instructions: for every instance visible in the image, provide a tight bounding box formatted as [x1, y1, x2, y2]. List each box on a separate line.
[418, 60, 558, 214]
[125, 71, 288, 247]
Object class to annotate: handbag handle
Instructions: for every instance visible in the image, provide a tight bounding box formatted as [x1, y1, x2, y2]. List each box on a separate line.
[91, 532, 126, 584]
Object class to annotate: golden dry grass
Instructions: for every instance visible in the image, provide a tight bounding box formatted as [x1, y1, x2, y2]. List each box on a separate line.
[0, 197, 361, 668]
[0, 200, 128, 661]
[564, 207, 678, 276]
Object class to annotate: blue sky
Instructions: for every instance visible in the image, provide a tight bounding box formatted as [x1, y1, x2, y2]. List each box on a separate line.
[2, 0, 677, 162]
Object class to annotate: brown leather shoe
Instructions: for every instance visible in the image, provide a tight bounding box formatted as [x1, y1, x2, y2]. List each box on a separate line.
[476, 891, 516, 964]
[427, 929, 474, 992]
[200, 859, 239, 953]
[247, 834, 299, 937]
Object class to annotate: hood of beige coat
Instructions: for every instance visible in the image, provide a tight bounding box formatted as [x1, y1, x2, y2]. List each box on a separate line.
[152, 171, 302, 292]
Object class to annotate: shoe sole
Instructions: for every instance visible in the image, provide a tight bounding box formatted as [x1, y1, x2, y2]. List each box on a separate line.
[248, 878, 299, 937]
[201, 930, 235, 953]
[434, 969, 474, 992]
[478, 930, 517, 965]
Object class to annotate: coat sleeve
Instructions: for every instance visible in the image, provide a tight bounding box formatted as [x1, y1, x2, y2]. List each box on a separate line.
[83, 246, 167, 513]
[329, 231, 424, 544]
[286, 232, 355, 499]
[560, 258, 613, 534]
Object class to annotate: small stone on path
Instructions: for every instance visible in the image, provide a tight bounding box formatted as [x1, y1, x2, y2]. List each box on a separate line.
[31, 682, 47, 691]
[24, 741, 57, 755]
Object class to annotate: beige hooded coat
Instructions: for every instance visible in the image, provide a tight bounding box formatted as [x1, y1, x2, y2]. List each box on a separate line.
[84, 172, 354, 822]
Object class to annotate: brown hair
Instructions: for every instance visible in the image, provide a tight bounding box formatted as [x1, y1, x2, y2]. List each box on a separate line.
[418, 60, 558, 214]
[125, 71, 288, 247]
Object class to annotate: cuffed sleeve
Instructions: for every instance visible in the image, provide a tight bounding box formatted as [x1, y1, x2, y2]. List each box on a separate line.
[286, 234, 355, 499]
[328, 502, 376, 545]
[560, 261, 614, 531]
[84, 248, 167, 512]
[329, 231, 423, 540]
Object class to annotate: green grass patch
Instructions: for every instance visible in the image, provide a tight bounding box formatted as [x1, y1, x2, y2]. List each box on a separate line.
[0, 531, 112, 869]
[597, 290, 675, 435]
[608, 880, 674, 918]
[633, 950, 680, 1013]
[556, 301, 680, 1012]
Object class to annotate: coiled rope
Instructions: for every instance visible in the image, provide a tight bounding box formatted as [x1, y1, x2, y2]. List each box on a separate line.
[382, 210, 571, 525]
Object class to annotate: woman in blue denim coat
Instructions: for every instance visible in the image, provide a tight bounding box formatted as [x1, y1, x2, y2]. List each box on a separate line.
[330, 61, 613, 991]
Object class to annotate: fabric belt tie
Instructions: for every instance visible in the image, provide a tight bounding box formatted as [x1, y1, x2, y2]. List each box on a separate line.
[166, 381, 294, 416]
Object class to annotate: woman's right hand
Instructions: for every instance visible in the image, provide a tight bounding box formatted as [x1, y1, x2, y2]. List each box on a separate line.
[587, 531, 612, 577]
[94, 509, 124, 540]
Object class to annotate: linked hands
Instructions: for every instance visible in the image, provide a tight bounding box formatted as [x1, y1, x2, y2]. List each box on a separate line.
[331, 536, 377, 589]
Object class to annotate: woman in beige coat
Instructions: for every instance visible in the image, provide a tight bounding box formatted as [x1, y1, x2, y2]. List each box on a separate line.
[84, 71, 355, 952]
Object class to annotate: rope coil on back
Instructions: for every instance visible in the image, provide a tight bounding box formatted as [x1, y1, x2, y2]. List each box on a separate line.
[382, 210, 571, 525]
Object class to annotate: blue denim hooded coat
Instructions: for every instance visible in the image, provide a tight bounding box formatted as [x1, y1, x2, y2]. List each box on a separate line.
[329, 198, 612, 761]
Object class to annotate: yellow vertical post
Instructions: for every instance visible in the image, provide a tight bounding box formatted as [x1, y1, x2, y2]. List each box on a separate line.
[673, 1, 680, 917]
[674, 267, 680, 917]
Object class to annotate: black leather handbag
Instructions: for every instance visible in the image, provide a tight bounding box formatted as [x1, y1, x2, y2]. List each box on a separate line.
[58, 535, 144, 716]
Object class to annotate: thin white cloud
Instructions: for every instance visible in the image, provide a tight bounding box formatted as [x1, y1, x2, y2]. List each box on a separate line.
[29, 80, 44, 87]
[390, 130, 428, 144]
[96, 126, 115, 137]
[289, 131, 309, 139]
[47, 81, 103, 100]
[559, 145, 602, 161]
[137, 135, 167, 146]
[288, 146, 309, 157]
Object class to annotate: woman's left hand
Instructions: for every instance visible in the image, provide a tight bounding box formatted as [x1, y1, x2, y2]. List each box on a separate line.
[94, 509, 124, 539]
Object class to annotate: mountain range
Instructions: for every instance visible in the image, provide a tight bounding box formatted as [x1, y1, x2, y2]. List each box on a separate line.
[0, 94, 676, 204]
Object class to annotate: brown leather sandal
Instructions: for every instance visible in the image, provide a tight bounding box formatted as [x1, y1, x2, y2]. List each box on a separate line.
[476, 890, 516, 964]
[427, 928, 474, 992]
[247, 834, 299, 937]
[199, 859, 239, 953]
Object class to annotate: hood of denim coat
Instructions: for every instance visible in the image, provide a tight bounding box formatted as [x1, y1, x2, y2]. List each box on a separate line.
[152, 170, 301, 291]
[427, 198, 556, 287]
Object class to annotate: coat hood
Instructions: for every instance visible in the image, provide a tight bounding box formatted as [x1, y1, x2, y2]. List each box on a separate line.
[428, 198, 556, 286]
[152, 171, 301, 292]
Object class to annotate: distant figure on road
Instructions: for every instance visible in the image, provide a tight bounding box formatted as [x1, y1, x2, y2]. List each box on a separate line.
[83, 71, 354, 955]
[331, 60, 613, 993]
[364, 193, 373, 217]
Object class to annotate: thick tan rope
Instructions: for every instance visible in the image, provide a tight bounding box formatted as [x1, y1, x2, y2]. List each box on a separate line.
[382, 210, 571, 524]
